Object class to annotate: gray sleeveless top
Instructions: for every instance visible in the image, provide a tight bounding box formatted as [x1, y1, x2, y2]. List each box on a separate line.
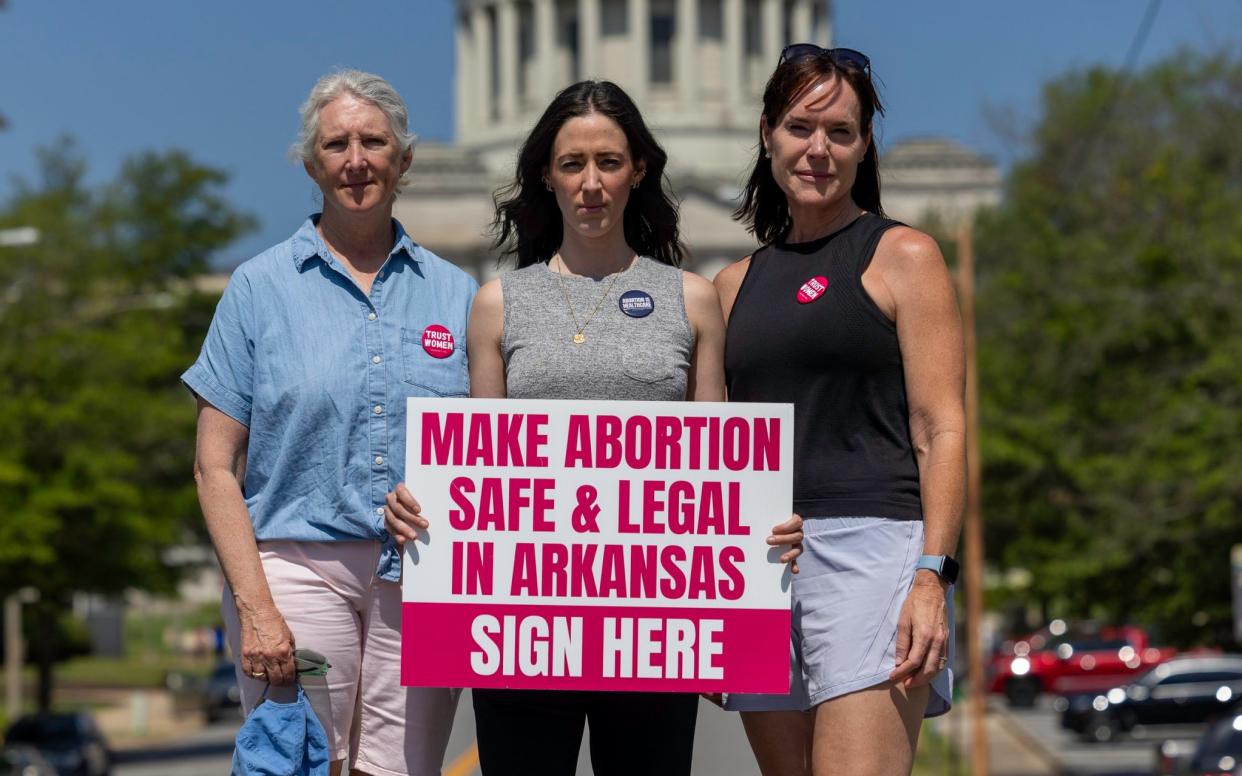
[501, 256, 694, 401]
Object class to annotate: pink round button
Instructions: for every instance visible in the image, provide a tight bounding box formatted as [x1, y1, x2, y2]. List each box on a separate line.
[421, 324, 455, 359]
[796, 275, 829, 304]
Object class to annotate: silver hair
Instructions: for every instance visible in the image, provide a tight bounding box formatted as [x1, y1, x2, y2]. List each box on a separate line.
[292, 69, 418, 190]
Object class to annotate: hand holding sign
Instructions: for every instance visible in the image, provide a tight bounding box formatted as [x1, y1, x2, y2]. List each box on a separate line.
[384, 483, 427, 545]
[767, 513, 804, 573]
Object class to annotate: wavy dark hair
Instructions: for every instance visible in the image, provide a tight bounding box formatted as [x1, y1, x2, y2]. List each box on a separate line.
[492, 80, 684, 268]
[734, 55, 885, 245]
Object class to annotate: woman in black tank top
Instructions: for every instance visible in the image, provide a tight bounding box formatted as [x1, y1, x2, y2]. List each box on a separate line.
[716, 48, 967, 775]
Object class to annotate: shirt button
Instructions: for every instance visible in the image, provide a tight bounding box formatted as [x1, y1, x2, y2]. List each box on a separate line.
[373, 405, 384, 415]
[375, 456, 385, 466]
[379, 270, 386, 279]
[367, 312, 377, 321]
[372, 355, 381, 364]
[376, 507, 385, 516]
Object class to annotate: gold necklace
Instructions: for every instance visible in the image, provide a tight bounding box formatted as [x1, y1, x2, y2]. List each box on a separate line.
[553, 255, 630, 344]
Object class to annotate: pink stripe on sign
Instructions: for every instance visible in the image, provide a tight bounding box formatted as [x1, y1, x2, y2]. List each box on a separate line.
[402, 602, 791, 693]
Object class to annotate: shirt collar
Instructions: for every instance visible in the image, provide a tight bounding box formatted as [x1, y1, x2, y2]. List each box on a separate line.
[290, 214, 422, 271]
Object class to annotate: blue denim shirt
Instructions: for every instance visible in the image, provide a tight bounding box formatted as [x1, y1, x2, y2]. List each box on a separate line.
[183, 216, 477, 581]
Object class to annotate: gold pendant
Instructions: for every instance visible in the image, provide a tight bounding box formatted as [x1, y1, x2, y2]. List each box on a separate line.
[573, 333, 585, 344]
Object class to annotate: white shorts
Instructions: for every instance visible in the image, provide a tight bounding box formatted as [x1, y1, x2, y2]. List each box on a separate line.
[223, 540, 460, 776]
[725, 517, 954, 716]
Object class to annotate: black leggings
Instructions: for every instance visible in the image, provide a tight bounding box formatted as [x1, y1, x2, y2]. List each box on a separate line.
[472, 688, 699, 776]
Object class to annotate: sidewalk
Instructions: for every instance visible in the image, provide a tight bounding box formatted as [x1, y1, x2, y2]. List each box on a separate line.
[56, 687, 206, 749]
[929, 702, 1063, 776]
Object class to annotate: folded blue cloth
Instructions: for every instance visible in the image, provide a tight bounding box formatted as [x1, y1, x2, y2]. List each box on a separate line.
[231, 684, 328, 775]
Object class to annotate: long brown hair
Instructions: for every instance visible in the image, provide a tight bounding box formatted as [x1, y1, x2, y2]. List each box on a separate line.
[492, 80, 684, 268]
[734, 56, 885, 244]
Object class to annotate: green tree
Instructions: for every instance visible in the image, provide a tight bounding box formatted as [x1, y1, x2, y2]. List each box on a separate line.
[0, 139, 255, 708]
[976, 51, 1242, 646]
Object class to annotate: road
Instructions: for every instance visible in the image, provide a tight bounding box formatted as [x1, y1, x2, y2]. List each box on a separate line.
[118, 691, 1201, 776]
[995, 695, 1204, 776]
[113, 721, 236, 776]
[113, 690, 759, 776]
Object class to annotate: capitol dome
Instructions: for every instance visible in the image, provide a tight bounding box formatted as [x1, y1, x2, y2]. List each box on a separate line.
[394, 0, 998, 280]
[453, 0, 830, 182]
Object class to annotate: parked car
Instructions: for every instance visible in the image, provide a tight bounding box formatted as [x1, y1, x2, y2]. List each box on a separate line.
[989, 622, 1176, 707]
[1154, 736, 1201, 776]
[1060, 654, 1242, 743]
[1184, 711, 1242, 775]
[4, 712, 111, 776]
[203, 660, 242, 723]
[0, 744, 58, 776]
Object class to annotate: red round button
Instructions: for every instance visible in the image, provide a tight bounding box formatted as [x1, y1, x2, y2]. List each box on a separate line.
[421, 324, 455, 359]
[796, 276, 829, 304]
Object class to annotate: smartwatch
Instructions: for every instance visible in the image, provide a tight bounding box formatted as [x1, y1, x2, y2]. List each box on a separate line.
[914, 554, 959, 584]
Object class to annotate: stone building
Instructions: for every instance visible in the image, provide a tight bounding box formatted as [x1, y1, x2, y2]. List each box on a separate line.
[881, 137, 1001, 232]
[393, 0, 999, 280]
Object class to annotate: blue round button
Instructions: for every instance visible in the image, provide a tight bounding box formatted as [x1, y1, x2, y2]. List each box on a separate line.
[619, 290, 655, 318]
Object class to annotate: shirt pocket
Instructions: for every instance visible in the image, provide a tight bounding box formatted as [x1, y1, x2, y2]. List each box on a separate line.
[401, 324, 469, 397]
[621, 350, 680, 384]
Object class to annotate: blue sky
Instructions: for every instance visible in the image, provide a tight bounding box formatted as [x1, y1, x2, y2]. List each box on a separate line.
[1, 1, 1238, 264]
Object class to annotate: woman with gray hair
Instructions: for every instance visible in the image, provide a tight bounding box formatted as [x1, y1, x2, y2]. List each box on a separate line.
[184, 69, 476, 775]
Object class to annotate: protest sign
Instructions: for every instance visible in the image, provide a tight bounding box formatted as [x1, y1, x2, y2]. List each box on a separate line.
[401, 398, 793, 693]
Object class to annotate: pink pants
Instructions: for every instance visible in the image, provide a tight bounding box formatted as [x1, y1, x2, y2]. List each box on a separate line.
[223, 540, 459, 776]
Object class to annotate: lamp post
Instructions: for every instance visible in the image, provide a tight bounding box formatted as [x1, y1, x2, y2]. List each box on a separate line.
[958, 220, 988, 776]
[1, 227, 41, 722]
[5, 587, 40, 721]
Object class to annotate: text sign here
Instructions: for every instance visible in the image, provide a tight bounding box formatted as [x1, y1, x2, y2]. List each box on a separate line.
[401, 398, 794, 693]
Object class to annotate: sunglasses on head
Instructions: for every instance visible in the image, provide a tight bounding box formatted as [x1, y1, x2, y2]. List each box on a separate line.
[779, 44, 870, 74]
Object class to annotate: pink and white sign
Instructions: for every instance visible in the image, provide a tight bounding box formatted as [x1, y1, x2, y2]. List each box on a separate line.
[402, 398, 794, 694]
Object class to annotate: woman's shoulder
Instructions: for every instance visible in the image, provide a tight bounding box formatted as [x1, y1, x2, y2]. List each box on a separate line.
[633, 254, 682, 278]
[680, 268, 716, 300]
[409, 244, 480, 293]
[713, 255, 753, 283]
[869, 223, 952, 316]
[230, 217, 332, 281]
[873, 223, 945, 274]
[225, 228, 310, 288]
[473, 277, 505, 315]
[711, 255, 754, 297]
[681, 270, 723, 320]
[497, 261, 550, 288]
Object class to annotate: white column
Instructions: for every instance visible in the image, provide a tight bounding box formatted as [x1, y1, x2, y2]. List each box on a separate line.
[629, 0, 650, 104]
[761, 0, 782, 68]
[534, 0, 558, 100]
[723, 0, 743, 112]
[455, 8, 474, 141]
[675, 0, 699, 106]
[498, 0, 519, 121]
[791, 0, 812, 44]
[577, 0, 600, 78]
[816, 0, 832, 46]
[471, 4, 492, 129]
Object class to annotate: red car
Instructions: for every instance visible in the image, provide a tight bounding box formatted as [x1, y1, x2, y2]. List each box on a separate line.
[988, 622, 1176, 707]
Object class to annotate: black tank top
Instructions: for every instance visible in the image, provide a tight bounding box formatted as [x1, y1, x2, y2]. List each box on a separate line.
[724, 213, 922, 520]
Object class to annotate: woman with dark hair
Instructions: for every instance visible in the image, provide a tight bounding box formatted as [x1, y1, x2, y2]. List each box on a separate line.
[716, 47, 964, 775]
[385, 79, 802, 775]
